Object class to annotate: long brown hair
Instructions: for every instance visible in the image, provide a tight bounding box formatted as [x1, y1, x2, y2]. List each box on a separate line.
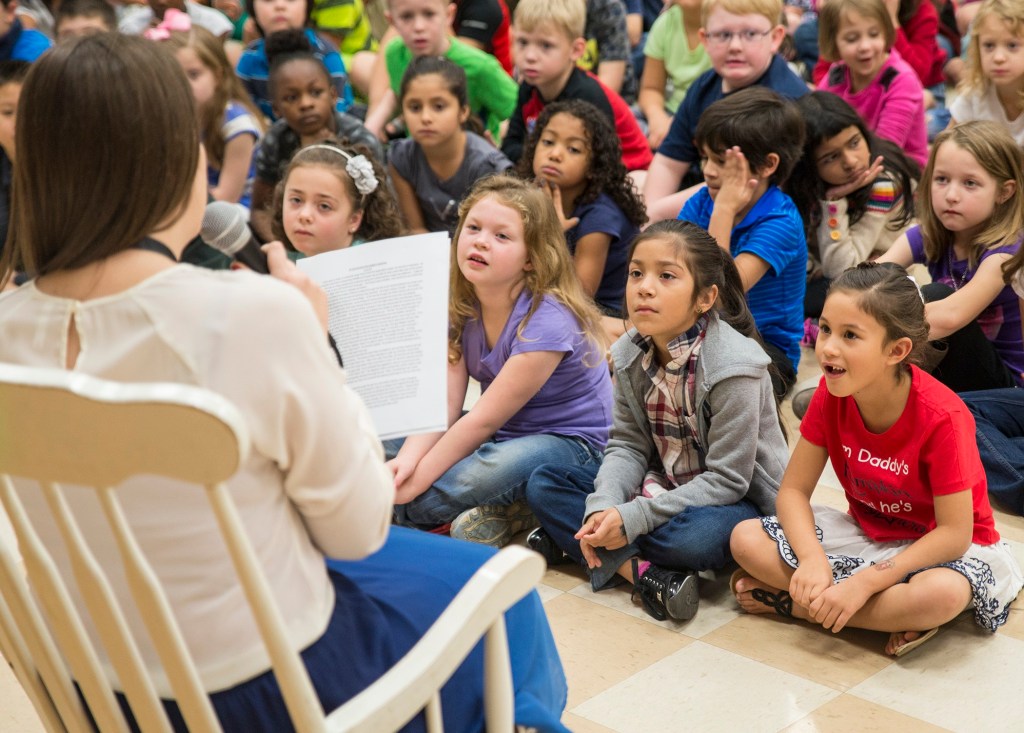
[2, 34, 200, 282]
[158, 27, 265, 171]
[448, 175, 606, 365]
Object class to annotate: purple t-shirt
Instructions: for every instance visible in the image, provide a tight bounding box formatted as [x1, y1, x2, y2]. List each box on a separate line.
[908, 225, 1024, 383]
[461, 289, 614, 449]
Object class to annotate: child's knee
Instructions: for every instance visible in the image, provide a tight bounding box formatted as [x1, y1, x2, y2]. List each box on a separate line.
[909, 570, 973, 621]
[729, 518, 766, 564]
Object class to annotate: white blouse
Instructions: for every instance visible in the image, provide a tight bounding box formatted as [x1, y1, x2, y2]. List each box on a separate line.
[0, 266, 393, 694]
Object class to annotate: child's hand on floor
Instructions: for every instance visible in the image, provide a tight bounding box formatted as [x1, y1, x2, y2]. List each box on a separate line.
[714, 146, 759, 216]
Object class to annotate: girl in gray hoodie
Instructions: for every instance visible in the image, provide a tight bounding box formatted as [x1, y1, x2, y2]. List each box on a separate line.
[526, 219, 790, 621]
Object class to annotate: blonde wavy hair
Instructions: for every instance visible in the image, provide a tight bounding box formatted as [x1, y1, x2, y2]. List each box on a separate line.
[960, 0, 1024, 111]
[448, 175, 607, 365]
[919, 121, 1024, 268]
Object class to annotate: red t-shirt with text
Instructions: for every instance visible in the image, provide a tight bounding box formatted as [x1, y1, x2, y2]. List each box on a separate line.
[801, 366, 998, 545]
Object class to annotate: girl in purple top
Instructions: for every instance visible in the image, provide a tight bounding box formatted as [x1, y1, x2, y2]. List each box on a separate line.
[818, 0, 929, 167]
[390, 174, 614, 547]
[878, 121, 1024, 392]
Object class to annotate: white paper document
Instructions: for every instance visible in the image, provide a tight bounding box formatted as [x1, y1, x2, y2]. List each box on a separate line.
[297, 232, 450, 439]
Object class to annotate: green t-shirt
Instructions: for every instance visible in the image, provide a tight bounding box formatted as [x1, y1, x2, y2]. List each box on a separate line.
[644, 6, 711, 114]
[385, 37, 518, 140]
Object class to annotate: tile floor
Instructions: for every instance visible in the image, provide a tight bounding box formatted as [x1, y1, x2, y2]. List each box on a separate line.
[3, 348, 1024, 732]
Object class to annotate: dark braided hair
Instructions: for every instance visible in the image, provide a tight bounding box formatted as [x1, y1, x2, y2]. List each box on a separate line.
[514, 99, 646, 229]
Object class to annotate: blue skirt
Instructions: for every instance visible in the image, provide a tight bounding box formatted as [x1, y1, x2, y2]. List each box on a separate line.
[108, 527, 569, 732]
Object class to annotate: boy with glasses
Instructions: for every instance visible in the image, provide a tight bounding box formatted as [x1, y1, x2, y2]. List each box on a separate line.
[643, 0, 808, 221]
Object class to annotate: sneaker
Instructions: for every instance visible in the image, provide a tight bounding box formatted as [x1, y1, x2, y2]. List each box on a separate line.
[526, 527, 570, 566]
[632, 561, 699, 621]
[450, 500, 539, 548]
[790, 377, 820, 420]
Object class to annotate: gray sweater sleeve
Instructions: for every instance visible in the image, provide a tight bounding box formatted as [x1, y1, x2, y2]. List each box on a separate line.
[611, 372, 767, 541]
[584, 370, 653, 533]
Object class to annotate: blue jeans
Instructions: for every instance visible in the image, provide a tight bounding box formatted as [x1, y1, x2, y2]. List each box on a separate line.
[395, 434, 603, 529]
[526, 463, 760, 590]
[961, 388, 1024, 515]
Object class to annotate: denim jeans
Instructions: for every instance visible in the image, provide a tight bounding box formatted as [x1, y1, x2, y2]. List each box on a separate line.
[394, 434, 603, 529]
[961, 388, 1024, 515]
[526, 463, 760, 590]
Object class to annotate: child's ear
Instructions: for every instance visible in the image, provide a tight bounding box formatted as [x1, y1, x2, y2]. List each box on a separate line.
[458, 104, 470, 125]
[570, 36, 586, 62]
[999, 179, 1017, 204]
[446, 3, 457, 28]
[886, 336, 913, 366]
[757, 152, 781, 180]
[328, 84, 338, 103]
[769, 24, 786, 53]
[523, 259, 533, 272]
[696, 284, 718, 314]
[348, 209, 364, 236]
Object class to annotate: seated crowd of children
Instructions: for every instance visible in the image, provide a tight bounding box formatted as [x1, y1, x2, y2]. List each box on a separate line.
[4, 0, 1024, 666]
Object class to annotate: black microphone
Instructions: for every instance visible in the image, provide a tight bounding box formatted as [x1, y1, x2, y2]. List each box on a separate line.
[201, 201, 269, 274]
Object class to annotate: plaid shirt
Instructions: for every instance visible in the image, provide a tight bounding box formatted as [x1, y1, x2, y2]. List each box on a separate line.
[635, 315, 708, 498]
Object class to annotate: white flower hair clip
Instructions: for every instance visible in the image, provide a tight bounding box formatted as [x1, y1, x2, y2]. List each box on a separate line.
[301, 144, 380, 196]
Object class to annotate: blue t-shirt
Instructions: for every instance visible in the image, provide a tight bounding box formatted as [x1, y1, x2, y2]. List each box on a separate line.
[679, 185, 806, 368]
[566, 192, 637, 316]
[461, 289, 614, 450]
[236, 28, 354, 120]
[0, 20, 51, 62]
[658, 54, 808, 165]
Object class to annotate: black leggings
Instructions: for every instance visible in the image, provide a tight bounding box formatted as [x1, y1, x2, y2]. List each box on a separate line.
[922, 282, 1018, 392]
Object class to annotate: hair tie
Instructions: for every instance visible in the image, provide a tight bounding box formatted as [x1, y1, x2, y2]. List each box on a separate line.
[907, 274, 925, 304]
[144, 8, 192, 41]
[301, 144, 379, 196]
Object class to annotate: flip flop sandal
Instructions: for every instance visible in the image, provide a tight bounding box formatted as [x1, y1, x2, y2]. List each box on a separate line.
[729, 568, 751, 596]
[750, 587, 794, 618]
[893, 628, 938, 657]
[730, 569, 794, 617]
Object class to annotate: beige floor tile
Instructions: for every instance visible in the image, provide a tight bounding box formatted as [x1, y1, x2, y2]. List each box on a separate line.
[543, 593, 691, 709]
[702, 614, 893, 691]
[571, 641, 839, 733]
[993, 593, 1024, 642]
[543, 563, 589, 592]
[849, 626, 1024, 733]
[560, 712, 619, 733]
[566, 566, 743, 639]
[535, 583, 564, 605]
[993, 510, 1024, 544]
[781, 694, 952, 733]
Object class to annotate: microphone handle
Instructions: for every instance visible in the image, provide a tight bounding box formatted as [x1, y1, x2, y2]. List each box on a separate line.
[234, 240, 271, 274]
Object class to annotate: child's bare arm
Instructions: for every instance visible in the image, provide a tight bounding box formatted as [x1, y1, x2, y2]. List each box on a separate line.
[777, 437, 833, 608]
[572, 233, 612, 297]
[389, 164, 428, 234]
[210, 133, 258, 204]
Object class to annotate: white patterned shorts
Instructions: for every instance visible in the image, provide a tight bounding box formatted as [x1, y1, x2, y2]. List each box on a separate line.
[760, 505, 1024, 632]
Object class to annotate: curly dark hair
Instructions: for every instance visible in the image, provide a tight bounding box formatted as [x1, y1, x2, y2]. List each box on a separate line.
[272, 140, 403, 246]
[786, 92, 919, 260]
[513, 99, 647, 229]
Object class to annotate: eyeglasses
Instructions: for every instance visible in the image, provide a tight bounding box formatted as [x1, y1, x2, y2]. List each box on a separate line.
[704, 29, 772, 46]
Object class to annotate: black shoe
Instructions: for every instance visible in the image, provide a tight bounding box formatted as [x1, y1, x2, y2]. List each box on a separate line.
[632, 561, 699, 621]
[526, 527, 569, 566]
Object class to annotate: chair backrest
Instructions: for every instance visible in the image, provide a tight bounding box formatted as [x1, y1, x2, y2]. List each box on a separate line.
[0, 364, 544, 733]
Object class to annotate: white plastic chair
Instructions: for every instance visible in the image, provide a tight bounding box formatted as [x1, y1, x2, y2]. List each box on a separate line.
[0, 363, 544, 733]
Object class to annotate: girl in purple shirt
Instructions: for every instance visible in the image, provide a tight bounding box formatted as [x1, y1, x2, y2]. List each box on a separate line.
[879, 121, 1024, 392]
[390, 175, 614, 547]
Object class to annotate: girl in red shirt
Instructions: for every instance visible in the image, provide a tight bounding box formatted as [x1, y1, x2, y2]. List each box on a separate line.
[729, 262, 1022, 656]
